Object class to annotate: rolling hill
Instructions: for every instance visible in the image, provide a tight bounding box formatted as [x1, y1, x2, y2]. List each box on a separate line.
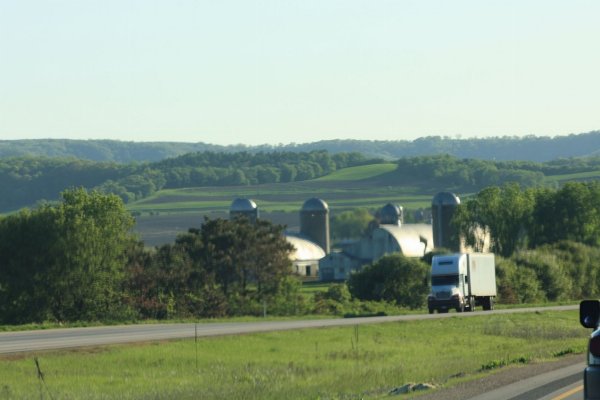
[131, 159, 600, 246]
[2, 130, 600, 163]
[130, 163, 433, 246]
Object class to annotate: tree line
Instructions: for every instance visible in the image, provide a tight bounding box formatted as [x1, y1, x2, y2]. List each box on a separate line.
[453, 182, 600, 257]
[0, 151, 375, 211]
[2, 182, 600, 324]
[326, 181, 600, 311]
[0, 188, 416, 324]
[451, 182, 600, 303]
[393, 155, 546, 191]
[6, 149, 600, 212]
[327, 238, 600, 313]
[0, 189, 300, 324]
[2, 130, 600, 162]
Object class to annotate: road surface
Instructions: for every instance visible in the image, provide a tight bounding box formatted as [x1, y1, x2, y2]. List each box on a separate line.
[466, 362, 584, 400]
[0, 305, 578, 355]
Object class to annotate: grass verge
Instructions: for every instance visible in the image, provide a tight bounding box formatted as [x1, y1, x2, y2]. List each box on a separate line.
[0, 310, 587, 399]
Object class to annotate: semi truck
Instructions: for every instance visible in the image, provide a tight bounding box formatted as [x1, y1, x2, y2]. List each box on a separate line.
[427, 253, 496, 313]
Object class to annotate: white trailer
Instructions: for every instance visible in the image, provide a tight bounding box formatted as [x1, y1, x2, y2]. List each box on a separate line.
[427, 253, 496, 313]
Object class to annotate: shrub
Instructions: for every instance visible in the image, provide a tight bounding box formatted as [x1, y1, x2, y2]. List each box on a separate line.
[347, 254, 429, 309]
[313, 284, 352, 315]
[512, 250, 572, 302]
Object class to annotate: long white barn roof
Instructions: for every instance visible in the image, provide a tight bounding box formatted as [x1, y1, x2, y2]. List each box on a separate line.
[377, 223, 434, 257]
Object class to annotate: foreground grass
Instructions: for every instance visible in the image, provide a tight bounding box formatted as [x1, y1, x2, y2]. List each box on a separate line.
[0, 310, 587, 399]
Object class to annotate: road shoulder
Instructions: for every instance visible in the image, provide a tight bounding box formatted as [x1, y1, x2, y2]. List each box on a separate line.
[414, 354, 584, 400]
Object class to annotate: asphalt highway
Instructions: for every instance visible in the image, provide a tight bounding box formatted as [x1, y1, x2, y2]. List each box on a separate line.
[466, 362, 585, 400]
[0, 305, 578, 355]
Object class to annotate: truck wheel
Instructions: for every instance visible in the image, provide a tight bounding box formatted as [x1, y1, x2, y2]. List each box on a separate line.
[428, 308, 434, 314]
[456, 303, 464, 313]
[482, 297, 493, 311]
[487, 297, 494, 311]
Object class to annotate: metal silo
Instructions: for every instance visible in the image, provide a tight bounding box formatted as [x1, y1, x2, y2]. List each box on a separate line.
[431, 192, 460, 251]
[300, 198, 330, 254]
[229, 198, 259, 223]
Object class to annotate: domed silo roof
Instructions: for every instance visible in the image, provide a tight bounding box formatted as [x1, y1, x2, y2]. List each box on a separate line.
[380, 203, 402, 225]
[301, 198, 329, 212]
[431, 192, 461, 206]
[230, 198, 258, 212]
[381, 203, 400, 218]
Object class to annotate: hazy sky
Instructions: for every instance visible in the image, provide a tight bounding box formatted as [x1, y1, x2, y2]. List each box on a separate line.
[1, 1, 599, 145]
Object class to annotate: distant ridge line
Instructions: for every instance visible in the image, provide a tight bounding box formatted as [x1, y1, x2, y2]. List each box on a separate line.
[1, 130, 599, 163]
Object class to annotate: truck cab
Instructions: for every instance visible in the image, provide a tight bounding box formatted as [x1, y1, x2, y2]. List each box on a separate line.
[428, 254, 468, 313]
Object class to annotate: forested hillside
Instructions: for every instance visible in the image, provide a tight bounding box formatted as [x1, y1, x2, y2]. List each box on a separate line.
[0, 151, 376, 211]
[384, 154, 600, 190]
[0, 139, 234, 163]
[3, 148, 600, 213]
[2, 130, 600, 162]
[0, 147, 600, 212]
[291, 130, 600, 161]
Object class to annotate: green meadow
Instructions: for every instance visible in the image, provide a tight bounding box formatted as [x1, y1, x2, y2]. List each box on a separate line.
[128, 163, 430, 216]
[314, 163, 398, 181]
[128, 164, 433, 244]
[0, 310, 587, 399]
[129, 162, 600, 217]
[127, 162, 600, 245]
[544, 170, 600, 184]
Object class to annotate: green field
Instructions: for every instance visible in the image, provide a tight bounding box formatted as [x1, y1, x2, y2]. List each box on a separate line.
[128, 163, 600, 246]
[544, 170, 600, 184]
[0, 310, 587, 399]
[128, 164, 433, 245]
[124, 162, 600, 216]
[128, 163, 431, 216]
[315, 163, 398, 181]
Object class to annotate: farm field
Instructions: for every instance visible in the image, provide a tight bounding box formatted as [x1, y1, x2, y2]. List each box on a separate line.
[314, 163, 398, 181]
[129, 164, 433, 246]
[129, 162, 600, 246]
[544, 169, 600, 184]
[0, 310, 587, 399]
[135, 210, 300, 247]
[128, 163, 431, 214]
